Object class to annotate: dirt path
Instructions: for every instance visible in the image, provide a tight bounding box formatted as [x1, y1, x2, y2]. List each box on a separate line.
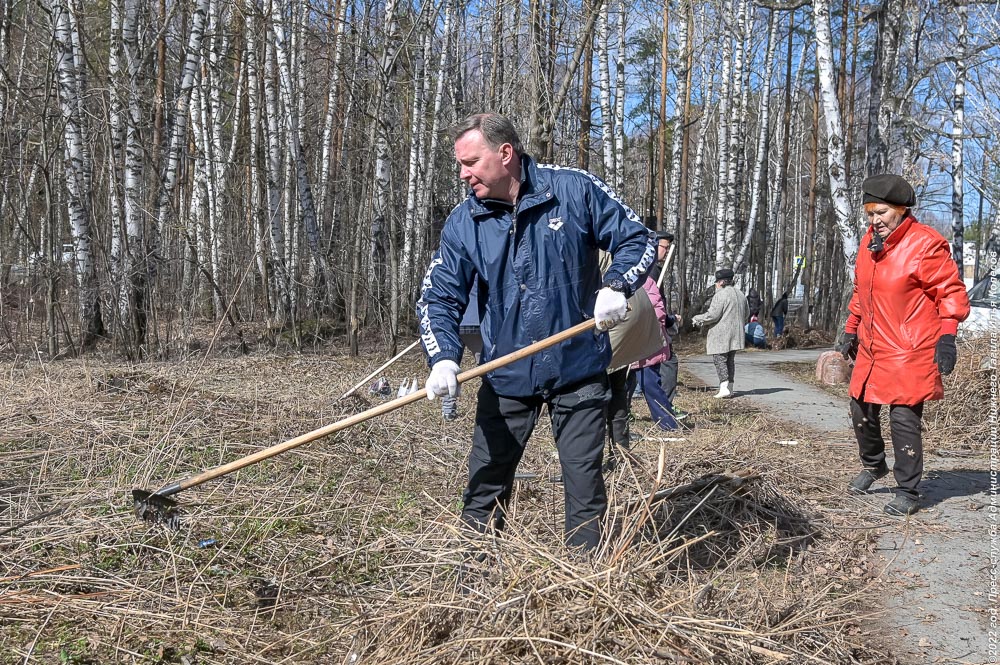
[683, 348, 990, 665]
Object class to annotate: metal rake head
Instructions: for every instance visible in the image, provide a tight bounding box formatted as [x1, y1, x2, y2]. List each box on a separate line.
[132, 489, 182, 529]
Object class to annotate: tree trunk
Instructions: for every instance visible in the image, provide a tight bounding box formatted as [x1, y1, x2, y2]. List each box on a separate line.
[813, 0, 857, 274]
[734, 11, 777, 271]
[50, 0, 103, 348]
[950, 1, 967, 267]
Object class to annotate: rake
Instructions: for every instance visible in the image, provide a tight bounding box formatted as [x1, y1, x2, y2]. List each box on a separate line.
[132, 319, 598, 526]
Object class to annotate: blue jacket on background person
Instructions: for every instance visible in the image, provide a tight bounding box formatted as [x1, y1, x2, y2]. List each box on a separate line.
[417, 155, 656, 398]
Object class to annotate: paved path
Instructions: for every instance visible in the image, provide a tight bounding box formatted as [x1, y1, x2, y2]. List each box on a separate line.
[682, 349, 850, 433]
[683, 349, 991, 665]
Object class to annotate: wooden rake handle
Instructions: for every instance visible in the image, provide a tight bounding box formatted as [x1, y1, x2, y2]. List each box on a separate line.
[153, 319, 598, 497]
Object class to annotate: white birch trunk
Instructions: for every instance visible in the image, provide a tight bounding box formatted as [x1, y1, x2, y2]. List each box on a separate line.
[734, 12, 777, 270]
[950, 3, 967, 264]
[121, 0, 146, 344]
[722, 0, 748, 265]
[270, 0, 332, 299]
[813, 0, 857, 272]
[50, 0, 103, 344]
[108, 0, 124, 281]
[598, 3, 614, 178]
[613, 0, 626, 192]
[415, 0, 454, 291]
[712, 0, 734, 268]
[767, 37, 806, 297]
[687, 68, 715, 286]
[665, 0, 689, 232]
[155, 0, 210, 255]
[244, 1, 271, 318]
[401, 8, 430, 300]
[317, 0, 349, 228]
[371, 0, 401, 301]
[259, 4, 292, 319]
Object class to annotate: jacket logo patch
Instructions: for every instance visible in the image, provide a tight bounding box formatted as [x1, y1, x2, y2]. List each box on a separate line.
[548, 217, 563, 231]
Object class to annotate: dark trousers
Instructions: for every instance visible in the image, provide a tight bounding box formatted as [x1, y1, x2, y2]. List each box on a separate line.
[606, 367, 636, 448]
[772, 315, 785, 336]
[637, 365, 678, 430]
[850, 397, 924, 499]
[712, 351, 736, 383]
[659, 346, 678, 404]
[463, 374, 610, 550]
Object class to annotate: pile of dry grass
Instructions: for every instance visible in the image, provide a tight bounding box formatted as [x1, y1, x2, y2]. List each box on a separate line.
[925, 335, 993, 450]
[1, 351, 889, 664]
[768, 326, 835, 351]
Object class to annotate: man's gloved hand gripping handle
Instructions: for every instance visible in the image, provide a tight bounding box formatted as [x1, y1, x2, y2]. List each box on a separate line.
[425, 359, 461, 401]
[594, 287, 628, 332]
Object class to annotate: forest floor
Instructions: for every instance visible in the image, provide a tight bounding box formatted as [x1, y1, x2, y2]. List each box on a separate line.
[0, 325, 993, 664]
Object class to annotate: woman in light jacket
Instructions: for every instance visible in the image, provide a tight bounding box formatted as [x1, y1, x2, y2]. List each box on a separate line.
[692, 268, 750, 398]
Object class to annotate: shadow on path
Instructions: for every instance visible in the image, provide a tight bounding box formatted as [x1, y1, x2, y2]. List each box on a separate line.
[919, 469, 991, 508]
[736, 387, 793, 397]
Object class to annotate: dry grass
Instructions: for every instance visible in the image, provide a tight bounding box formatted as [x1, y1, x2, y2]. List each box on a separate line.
[0, 333, 898, 664]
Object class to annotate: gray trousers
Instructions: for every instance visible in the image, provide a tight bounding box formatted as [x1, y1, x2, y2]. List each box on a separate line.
[850, 398, 924, 499]
[463, 374, 610, 550]
[712, 351, 736, 383]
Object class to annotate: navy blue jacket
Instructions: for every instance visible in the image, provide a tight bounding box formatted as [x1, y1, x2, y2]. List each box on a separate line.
[417, 156, 656, 397]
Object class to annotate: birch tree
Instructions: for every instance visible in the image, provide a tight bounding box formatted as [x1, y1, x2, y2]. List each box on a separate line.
[950, 1, 967, 266]
[813, 0, 857, 272]
[734, 11, 777, 271]
[369, 0, 401, 336]
[49, 0, 103, 347]
[270, 0, 333, 304]
[712, 0, 736, 268]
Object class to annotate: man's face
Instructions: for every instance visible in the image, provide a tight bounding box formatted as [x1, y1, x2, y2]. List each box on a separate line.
[657, 239, 671, 262]
[454, 130, 517, 201]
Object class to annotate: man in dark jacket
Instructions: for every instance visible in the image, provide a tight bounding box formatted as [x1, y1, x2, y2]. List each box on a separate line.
[771, 292, 789, 336]
[746, 288, 762, 320]
[417, 113, 656, 550]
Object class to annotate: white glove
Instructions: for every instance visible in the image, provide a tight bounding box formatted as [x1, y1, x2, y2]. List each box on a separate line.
[594, 287, 629, 331]
[425, 360, 461, 400]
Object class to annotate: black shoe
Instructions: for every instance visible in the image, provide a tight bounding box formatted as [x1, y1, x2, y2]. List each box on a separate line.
[847, 465, 889, 495]
[884, 494, 919, 516]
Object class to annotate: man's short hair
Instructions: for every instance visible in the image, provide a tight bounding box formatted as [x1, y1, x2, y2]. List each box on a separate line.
[655, 231, 674, 242]
[451, 113, 525, 155]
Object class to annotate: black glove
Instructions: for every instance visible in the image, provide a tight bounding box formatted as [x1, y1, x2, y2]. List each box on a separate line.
[836, 333, 858, 361]
[934, 334, 957, 375]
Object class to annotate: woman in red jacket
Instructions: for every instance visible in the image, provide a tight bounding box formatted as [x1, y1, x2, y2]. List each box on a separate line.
[838, 174, 969, 516]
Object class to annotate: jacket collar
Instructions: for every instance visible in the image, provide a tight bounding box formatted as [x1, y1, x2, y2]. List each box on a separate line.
[467, 154, 552, 220]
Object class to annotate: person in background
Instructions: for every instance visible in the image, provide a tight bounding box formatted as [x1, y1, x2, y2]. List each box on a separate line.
[692, 268, 750, 398]
[746, 287, 762, 321]
[629, 276, 680, 432]
[418, 113, 656, 551]
[744, 315, 767, 349]
[837, 173, 969, 516]
[648, 231, 685, 417]
[770, 292, 789, 336]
